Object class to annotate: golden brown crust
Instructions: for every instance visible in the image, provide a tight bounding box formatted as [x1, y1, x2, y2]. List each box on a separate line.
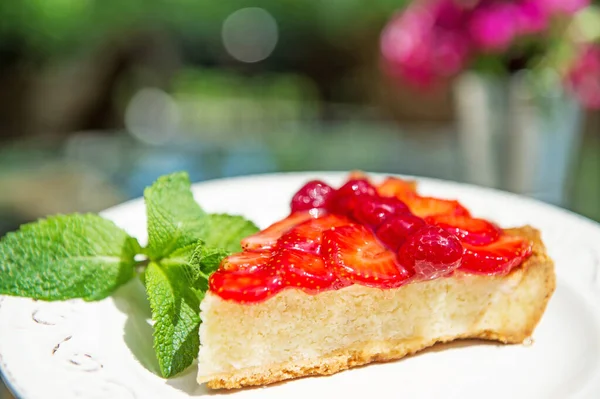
[205, 225, 555, 390]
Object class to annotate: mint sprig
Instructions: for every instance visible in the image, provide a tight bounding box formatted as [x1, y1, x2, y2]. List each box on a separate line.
[0, 171, 259, 378]
[141, 173, 259, 376]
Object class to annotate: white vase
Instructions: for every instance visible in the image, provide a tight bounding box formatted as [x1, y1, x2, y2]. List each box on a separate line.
[453, 71, 584, 206]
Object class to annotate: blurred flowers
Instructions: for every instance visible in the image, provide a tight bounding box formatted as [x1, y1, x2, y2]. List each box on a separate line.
[381, 0, 600, 109]
[565, 44, 600, 108]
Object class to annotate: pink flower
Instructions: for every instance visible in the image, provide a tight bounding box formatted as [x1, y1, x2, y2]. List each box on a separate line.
[381, 1, 470, 87]
[548, 0, 590, 14]
[516, 0, 550, 34]
[526, 0, 589, 15]
[565, 45, 600, 109]
[381, 9, 437, 87]
[433, 0, 468, 29]
[468, 3, 518, 52]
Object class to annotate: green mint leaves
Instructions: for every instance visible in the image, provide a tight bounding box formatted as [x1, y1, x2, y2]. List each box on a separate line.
[198, 213, 261, 253]
[145, 261, 202, 378]
[144, 172, 207, 260]
[0, 214, 140, 301]
[0, 171, 259, 378]
[142, 172, 259, 377]
[147, 241, 230, 377]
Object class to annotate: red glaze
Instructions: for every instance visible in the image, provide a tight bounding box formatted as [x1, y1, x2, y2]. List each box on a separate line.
[273, 248, 341, 292]
[425, 214, 501, 246]
[241, 210, 324, 250]
[375, 213, 426, 250]
[290, 180, 335, 212]
[377, 177, 417, 198]
[402, 195, 471, 219]
[327, 179, 377, 217]
[221, 251, 273, 273]
[352, 196, 409, 228]
[210, 174, 534, 303]
[209, 267, 284, 303]
[278, 214, 353, 254]
[460, 235, 533, 276]
[397, 225, 463, 280]
[322, 224, 413, 288]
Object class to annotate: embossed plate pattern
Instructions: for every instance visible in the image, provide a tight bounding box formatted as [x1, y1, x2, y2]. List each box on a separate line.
[2, 172, 600, 399]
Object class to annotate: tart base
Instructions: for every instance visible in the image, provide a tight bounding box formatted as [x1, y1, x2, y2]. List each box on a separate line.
[198, 226, 555, 389]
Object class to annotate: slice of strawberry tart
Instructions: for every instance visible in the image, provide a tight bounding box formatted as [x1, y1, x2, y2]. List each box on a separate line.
[197, 174, 556, 389]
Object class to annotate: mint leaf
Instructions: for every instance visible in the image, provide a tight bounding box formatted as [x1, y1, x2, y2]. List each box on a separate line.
[144, 172, 259, 259]
[144, 172, 207, 260]
[0, 214, 140, 301]
[145, 242, 229, 377]
[145, 261, 201, 378]
[159, 242, 202, 286]
[188, 244, 230, 292]
[200, 213, 260, 253]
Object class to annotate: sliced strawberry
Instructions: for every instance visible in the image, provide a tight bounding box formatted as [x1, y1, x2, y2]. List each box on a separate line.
[402, 195, 471, 219]
[322, 224, 413, 288]
[425, 214, 501, 246]
[241, 210, 324, 250]
[221, 251, 272, 272]
[460, 235, 533, 276]
[209, 267, 284, 303]
[377, 177, 417, 198]
[272, 248, 340, 292]
[278, 214, 353, 254]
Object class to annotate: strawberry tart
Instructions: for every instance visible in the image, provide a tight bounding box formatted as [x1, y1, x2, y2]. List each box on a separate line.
[196, 173, 555, 389]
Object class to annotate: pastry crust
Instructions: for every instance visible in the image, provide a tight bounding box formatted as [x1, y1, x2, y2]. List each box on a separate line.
[201, 226, 555, 389]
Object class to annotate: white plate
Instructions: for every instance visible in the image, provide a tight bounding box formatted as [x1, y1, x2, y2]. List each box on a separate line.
[2, 172, 600, 399]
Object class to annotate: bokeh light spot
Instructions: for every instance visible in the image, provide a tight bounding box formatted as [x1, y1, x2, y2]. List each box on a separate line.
[222, 7, 278, 63]
[125, 88, 180, 146]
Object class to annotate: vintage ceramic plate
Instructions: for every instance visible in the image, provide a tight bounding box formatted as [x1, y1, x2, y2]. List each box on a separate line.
[2, 172, 600, 399]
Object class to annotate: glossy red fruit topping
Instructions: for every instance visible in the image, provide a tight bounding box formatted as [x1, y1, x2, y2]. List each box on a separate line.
[377, 177, 417, 198]
[425, 215, 501, 246]
[241, 211, 323, 250]
[328, 179, 377, 216]
[221, 251, 272, 272]
[402, 195, 471, 219]
[290, 180, 335, 212]
[347, 170, 370, 180]
[272, 248, 339, 292]
[323, 224, 413, 288]
[209, 267, 284, 303]
[398, 225, 463, 280]
[278, 214, 353, 254]
[352, 195, 409, 228]
[460, 235, 533, 276]
[375, 213, 426, 250]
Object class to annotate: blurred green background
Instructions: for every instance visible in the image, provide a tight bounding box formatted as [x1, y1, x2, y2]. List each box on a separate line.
[0, 0, 599, 397]
[0, 0, 596, 239]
